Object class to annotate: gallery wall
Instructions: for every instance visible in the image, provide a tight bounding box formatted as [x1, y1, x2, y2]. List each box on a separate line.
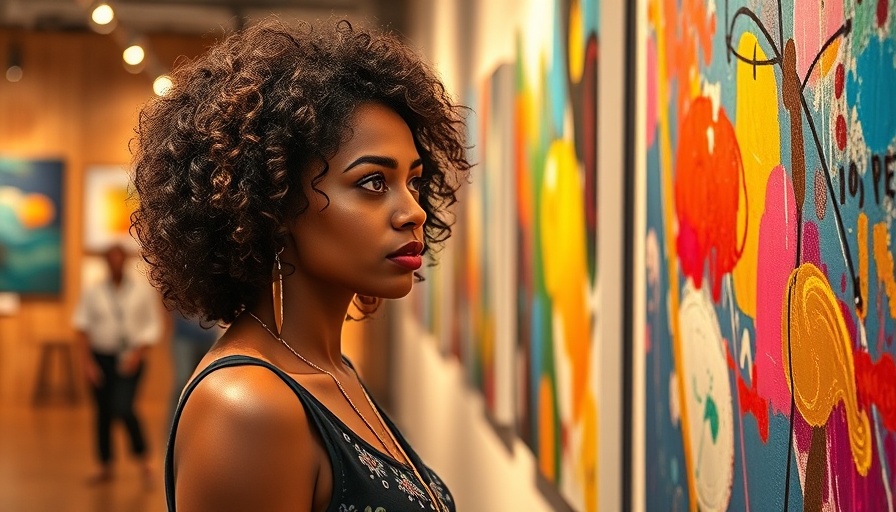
[395, 0, 626, 510]
[0, 29, 210, 404]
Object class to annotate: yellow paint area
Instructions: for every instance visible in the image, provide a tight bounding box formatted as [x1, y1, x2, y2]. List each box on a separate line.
[783, 263, 872, 475]
[819, 39, 842, 79]
[568, 0, 584, 83]
[733, 32, 781, 319]
[578, 391, 598, 512]
[540, 140, 591, 422]
[873, 222, 896, 320]
[858, 213, 869, 322]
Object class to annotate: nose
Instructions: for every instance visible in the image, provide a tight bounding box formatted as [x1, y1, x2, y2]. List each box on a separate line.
[392, 192, 427, 230]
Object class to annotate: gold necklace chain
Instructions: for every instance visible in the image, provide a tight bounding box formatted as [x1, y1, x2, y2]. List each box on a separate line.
[247, 312, 445, 511]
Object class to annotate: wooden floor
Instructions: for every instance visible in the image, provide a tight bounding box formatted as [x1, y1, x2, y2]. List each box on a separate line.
[0, 387, 171, 511]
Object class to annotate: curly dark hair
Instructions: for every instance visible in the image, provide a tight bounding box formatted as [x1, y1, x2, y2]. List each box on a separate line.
[131, 17, 471, 324]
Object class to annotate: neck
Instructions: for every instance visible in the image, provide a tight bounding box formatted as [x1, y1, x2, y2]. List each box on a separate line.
[251, 268, 354, 372]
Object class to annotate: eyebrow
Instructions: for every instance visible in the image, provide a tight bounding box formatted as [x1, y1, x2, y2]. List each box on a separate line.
[343, 155, 423, 173]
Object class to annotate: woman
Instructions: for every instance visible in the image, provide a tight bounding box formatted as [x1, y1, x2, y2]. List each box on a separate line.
[132, 18, 470, 512]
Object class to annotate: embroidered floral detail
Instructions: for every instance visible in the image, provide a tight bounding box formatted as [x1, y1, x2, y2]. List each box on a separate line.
[339, 505, 386, 512]
[428, 474, 452, 506]
[391, 467, 429, 506]
[353, 443, 388, 480]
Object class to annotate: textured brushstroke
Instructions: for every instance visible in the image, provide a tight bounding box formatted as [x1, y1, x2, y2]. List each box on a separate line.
[755, 166, 797, 415]
[733, 31, 782, 319]
[725, 344, 770, 442]
[858, 213, 870, 322]
[814, 167, 827, 220]
[784, 263, 872, 475]
[675, 96, 744, 302]
[803, 426, 828, 512]
[782, 39, 806, 214]
[792, 0, 844, 81]
[855, 351, 896, 432]
[872, 222, 896, 320]
[680, 283, 734, 512]
[850, 37, 896, 154]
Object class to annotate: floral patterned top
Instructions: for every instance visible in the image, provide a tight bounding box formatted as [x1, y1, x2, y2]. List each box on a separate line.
[166, 354, 455, 512]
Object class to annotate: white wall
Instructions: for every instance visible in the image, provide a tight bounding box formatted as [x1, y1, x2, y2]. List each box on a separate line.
[393, 0, 628, 510]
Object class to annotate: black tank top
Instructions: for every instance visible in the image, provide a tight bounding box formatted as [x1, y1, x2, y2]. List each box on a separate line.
[165, 354, 456, 512]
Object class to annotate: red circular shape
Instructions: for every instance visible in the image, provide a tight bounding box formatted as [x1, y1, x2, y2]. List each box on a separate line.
[835, 63, 845, 99]
[836, 114, 847, 151]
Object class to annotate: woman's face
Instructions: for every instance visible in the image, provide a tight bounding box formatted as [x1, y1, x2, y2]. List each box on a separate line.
[288, 102, 427, 300]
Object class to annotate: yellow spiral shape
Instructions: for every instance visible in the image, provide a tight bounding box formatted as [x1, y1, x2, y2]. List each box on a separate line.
[782, 263, 871, 476]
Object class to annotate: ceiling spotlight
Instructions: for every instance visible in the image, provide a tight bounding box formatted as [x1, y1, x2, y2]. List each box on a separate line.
[91, 3, 114, 26]
[123, 45, 145, 66]
[6, 65, 22, 82]
[153, 75, 173, 96]
[6, 43, 22, 82]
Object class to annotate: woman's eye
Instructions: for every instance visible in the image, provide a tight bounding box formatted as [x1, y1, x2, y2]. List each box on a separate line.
[409, 176, 425, 193]
[358, 174, 388, 193]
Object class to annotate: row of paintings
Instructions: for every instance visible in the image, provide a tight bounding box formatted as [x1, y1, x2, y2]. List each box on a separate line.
[0, 160, 136, 294]
[411, 0, 602, 510]
[410, 0, 896, 511]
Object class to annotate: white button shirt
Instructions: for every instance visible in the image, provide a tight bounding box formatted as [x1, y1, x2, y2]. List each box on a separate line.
[72, 275, 163, 354]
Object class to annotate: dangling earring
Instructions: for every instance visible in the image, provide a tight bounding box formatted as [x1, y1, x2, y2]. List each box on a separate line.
[272, 247, 284, 335]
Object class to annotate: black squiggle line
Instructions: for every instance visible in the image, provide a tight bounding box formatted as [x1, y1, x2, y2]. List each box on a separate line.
[778, 0, 785, 58]
[799, 92, 862, 310]
[784, 271, 798, 512]
[727, 7, 783, 60]
[801, 19, 853, 92]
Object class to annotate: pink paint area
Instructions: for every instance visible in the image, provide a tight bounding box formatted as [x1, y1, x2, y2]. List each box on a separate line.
[755, 166, 797, 416]
[801, 221, 822, 266]
[828, 403, 890, 511]
[646, 36, 657, 148]
[793, 0, 844, 81]
[838, 299, 858, 350]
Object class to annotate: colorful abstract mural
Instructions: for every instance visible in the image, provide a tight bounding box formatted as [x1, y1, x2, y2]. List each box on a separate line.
[513, 0, 600, 509]
[0, 159, 64, 294]
[643, 0, 896, 510]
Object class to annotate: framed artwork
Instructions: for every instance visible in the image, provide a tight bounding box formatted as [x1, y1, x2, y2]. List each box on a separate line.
[513, 0, 600, 509]
[0, 158, 64, 295]
[83, 165, 139, 253]
[634, 0, 896, 510]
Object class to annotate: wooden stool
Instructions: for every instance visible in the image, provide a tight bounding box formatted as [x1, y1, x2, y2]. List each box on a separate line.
[32, 341, 79, 405]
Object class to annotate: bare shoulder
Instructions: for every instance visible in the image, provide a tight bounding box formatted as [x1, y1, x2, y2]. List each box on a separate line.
[173, 362, 320, 511]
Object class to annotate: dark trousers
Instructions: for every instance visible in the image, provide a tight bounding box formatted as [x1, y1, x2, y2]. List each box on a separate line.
[90, 352, 147, 464]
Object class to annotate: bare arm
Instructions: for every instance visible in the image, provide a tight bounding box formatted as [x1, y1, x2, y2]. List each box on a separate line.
[172, 365, 323, 511]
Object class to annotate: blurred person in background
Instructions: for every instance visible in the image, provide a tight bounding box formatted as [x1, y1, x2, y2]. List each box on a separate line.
[132, 17, 470, 512]
[73, 244, 162, 485]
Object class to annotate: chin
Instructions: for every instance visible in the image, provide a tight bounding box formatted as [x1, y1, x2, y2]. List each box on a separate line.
[363, 276, 415, 300]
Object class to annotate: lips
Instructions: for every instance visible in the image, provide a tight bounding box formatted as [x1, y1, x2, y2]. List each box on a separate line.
[387, 240, 424, 271]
